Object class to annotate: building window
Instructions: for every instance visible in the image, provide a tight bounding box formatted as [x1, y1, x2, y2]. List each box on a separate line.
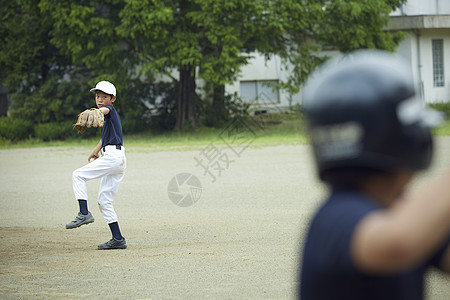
[240, 80, 279, 103]
[432, 39, 444, 87]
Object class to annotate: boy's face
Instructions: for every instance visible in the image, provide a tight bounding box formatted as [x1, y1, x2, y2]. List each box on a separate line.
[95, 91, 116, 108]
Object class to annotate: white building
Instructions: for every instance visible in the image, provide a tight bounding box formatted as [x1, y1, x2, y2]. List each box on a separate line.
[389, 0, 450, 104]
[225, 54, 297, 114]
[226, 0, 450, 112]
[225, 53, 305, 114]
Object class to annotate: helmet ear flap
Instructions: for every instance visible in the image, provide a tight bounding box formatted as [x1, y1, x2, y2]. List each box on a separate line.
[397, 122, 433, 170]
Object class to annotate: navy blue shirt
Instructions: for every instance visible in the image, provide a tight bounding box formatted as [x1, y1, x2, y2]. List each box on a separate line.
[300, 189, 449, 300]
[101, 105, 123, 146]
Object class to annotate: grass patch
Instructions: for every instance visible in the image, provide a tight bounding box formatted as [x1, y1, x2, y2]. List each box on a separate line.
[0, 113, 308, 151]
[2, 113, 448, 151]
[433, 119, 450, 136]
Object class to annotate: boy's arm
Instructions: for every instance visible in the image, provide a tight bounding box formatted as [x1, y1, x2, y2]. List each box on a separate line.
[352, 169, 450, 274]
[88, 139, 102, 162]
[99, 107, 110, 115]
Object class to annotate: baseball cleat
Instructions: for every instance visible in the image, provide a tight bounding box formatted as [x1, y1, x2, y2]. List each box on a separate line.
[98, 237, 127, 250]
[65, 212, 95, 229]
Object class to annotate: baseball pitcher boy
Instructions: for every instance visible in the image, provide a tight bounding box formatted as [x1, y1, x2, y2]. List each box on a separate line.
[66, 80, 127, 250]
[299, 50, 450, 299]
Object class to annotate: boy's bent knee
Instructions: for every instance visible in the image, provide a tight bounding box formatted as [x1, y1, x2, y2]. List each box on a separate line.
[72, 169, 86, 182]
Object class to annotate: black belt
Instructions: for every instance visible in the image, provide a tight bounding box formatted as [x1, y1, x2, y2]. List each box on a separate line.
[102, 145, 122, 152]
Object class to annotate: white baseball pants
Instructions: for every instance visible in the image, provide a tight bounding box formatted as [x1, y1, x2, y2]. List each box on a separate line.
[72, 145, 126, 224]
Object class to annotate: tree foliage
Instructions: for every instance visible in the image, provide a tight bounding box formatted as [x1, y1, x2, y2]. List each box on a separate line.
[39, 0, 152, 133]
[318, 0, 405, 52]
[0, 0, 87, 123]
[0, 0, 406, 135]
[117, 0, 269, 129]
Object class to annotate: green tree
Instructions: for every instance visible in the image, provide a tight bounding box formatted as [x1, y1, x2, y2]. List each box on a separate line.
[252, 0, 405, 94]
[118, 0, 272, 130]
[318, 0, 405, 53]
[0, 0, 87, 123]
[119, 0, 405, 130]
[187, 0, 267, 127]
[1, 0, 406, 134]
[39, 0, 152, 133]
[118, 0, 197, 130]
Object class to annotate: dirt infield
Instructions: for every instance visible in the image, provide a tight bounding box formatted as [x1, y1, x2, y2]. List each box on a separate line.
[1, 138, 450, 299]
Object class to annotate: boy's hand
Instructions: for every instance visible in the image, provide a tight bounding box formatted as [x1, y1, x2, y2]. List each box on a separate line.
[88, 152, 99, 162]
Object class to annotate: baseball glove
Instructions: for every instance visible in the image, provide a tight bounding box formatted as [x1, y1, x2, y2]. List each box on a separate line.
[73, 108, 104, 133]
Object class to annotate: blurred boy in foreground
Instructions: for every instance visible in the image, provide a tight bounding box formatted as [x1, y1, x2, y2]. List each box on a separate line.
[300, 50, 450, 300]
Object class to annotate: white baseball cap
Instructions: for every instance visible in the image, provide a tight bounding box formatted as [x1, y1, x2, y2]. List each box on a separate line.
[90, 81, 116, 96]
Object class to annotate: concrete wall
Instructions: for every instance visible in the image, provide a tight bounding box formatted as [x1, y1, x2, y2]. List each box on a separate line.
[416, 29, 450, 103]
[225, 51, 342, 111]
[225, 54, 298, 112]
[392, 0, 450, 16]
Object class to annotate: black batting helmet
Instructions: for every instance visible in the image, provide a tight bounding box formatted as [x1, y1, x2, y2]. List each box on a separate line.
[303, 50, 441, 184]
